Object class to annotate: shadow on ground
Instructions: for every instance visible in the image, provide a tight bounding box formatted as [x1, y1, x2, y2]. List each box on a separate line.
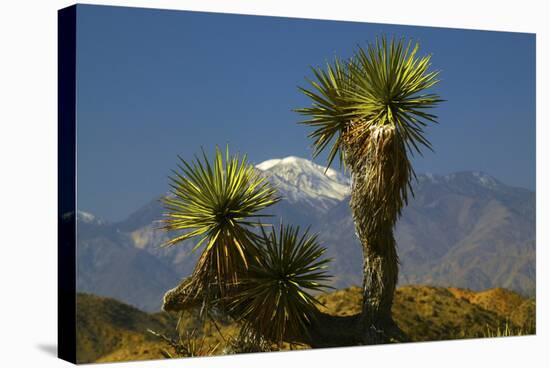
[37, 344, 57, 357]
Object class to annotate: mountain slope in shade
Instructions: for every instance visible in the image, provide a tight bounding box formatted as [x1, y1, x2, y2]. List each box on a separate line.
[75, 157, 535, 311]
[76, 218, 183, 312]
[320, 171, 535, 293]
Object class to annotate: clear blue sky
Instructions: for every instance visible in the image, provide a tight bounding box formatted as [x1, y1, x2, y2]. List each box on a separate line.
[76, 4, 536, 222]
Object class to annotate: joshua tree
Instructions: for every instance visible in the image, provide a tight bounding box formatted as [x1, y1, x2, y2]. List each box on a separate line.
[160, 147, 332, 350]
[296, 36, 442, 343]
[159, 36, 442, 350]
[160, 147, 281, 308]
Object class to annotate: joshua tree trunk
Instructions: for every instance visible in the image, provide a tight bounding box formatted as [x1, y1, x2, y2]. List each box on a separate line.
[343, 124, 411, 344]
[350, 174, 401, 343]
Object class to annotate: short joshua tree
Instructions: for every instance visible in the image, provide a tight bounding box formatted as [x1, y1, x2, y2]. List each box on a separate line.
[160, 147, 332, 350]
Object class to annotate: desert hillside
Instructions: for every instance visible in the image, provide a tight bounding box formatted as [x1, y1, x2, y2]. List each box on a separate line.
[76, 285, 535, 363]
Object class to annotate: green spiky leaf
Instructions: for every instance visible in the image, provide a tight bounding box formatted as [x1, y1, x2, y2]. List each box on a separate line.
[230, 224, 332, 345]
[161, 146, 280, 289]
[296, 36, 442, 169]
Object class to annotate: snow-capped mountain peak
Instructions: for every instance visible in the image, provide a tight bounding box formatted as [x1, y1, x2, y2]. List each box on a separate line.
[256, 156, 350, 209]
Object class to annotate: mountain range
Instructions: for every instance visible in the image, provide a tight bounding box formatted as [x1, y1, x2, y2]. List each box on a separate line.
[75, 156, 536, 311]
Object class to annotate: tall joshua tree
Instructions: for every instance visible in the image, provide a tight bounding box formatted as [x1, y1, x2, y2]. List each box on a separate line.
[296, 36, 442, 343]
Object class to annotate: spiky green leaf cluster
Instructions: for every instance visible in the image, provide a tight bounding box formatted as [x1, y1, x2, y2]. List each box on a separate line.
[296, 36, 442, 169]
[161, 146, 280, 288]
[295, 57, 356, 169]
[230, 224, 332, 345]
